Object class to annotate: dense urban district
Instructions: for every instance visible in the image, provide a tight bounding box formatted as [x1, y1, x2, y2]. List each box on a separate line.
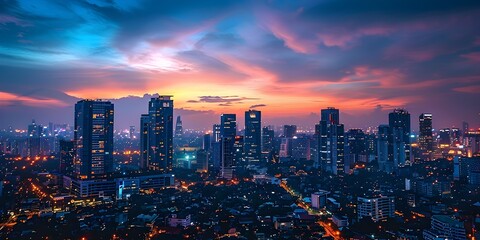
[0, 96, 479, 239]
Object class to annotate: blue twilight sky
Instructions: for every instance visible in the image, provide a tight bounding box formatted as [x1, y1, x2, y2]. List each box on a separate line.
[0, 0, 480, 131]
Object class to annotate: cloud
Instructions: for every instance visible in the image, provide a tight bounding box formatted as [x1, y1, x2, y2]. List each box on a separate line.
[188, 96, 260, 104]
[1, 0, 480, 129]
[250, 104, 267, 108]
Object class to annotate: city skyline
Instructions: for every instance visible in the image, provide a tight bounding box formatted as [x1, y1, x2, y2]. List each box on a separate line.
[1, 0, 480, 130]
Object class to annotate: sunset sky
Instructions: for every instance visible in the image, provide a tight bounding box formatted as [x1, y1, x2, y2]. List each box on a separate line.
[1, 0, 480, 130]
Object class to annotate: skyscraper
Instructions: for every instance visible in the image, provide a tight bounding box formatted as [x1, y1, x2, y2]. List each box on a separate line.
[211, 124, 222, 171]
[283, 125, 297, 138]
[145, 96, 174, 171]
[220, 114, 236, 179]
[175, 116, 183, 139]
[377, 125, 390, 172]
[321, 107, 340, 125]
[388, 109, 411, 167]
[244, 110, 262, 164]
[74, 100, 114, 179]
[345, 129, 367, 172]
[140, 114, 150, 170]
[316, 107, 345, 175]
[59, 139, 75, 175]
[438, 128, 451, 148]
[129, 126, 135, 140]
[419, 113, 433, 156]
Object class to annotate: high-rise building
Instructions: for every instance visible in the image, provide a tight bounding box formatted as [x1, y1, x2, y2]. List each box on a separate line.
[220, 114, 236, 179]
[213, 124, 221, 143]
[175, 116, 183, 139]
[59, 139, 75, 175]
[203, 133, 211, 152]
[262, 126, 274, 153]
[74, 100, 114, 179]
[345, 129, 367, 171]
[377, 125, 390, 172]
[27, 119, 42, 157]
[451, 128, 461, 146]
[419, 113, 433, 156]
[233, 135, 244, 163]
[388, 109, 411, 167]
[283, 125, 297, 138]
[195, 149, 209, 173]
[316, 107, 345, 174]
[321, 107, 339, 125]
[139, 114, 150, 170]
[423, 215, 466, 240]
[438, 128, 451, 148]
[129, 126, 135, 140]
[144, 96, 174, 171]
[357, 196, 395, 222]
[244, 110, 262, 164]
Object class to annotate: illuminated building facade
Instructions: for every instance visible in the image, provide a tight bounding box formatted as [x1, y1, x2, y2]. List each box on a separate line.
[74, 100, 114, 179]
[220, 114, 236, 179]
[244, 110, 262, 164]
[377, 125, 390, 172]
[316, 107, 345, 174]
[139, 114, 150, 170]
[357, 196, 395, 222]
[59, 139, 75, 175]
[142, 96, 174, 171]
[388, 109, 411, 167]
[419, 113, 433, 158]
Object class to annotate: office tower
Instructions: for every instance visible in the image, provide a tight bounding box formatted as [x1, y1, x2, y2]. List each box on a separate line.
[244, 110, 262, 164]
[27, 119, 42, 158]
[233, 135, 244, 163]
[423, 215, 466, 240]
[143, 96, 174, 171]
[419, 113, 433, 156]
[213, 124, 221, 142]
[357, 196, 395, 222]
[455, 157, 480, 185]
[345, 128, 367, 163]
[74, 100, 114, 179]
[365, 133, 377, 162]
[212, 141, 222, 171]
[262, 127, 274, 153]
[203, 133, 211, 152]
[139, 114, 150, 170]
[438, 128, 451, 148]
[220, 114, 236, 179]
[28, 119, 42, 137]
[175, 116, 183, 139]
[129, 126, 135, 140]
[59, 140, 75, 175]
[451, 128, 461, 146]
[195, 149, 209, 173]
[291, 134, 311, 161]
[377, 125, 390, 172]
[283, 125, 297, 138]
[321, 107, 340, 125]
[279, 138, 290, 158]
[388, 109, 411, 167]
[316, 107, 345, 174]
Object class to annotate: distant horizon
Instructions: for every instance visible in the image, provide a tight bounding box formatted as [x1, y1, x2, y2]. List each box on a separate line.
[1, 93, 478, 132]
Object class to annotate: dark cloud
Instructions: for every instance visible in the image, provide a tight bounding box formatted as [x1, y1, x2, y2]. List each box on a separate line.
[250, 104, 266, 108]
[188, 96, 260, 104]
